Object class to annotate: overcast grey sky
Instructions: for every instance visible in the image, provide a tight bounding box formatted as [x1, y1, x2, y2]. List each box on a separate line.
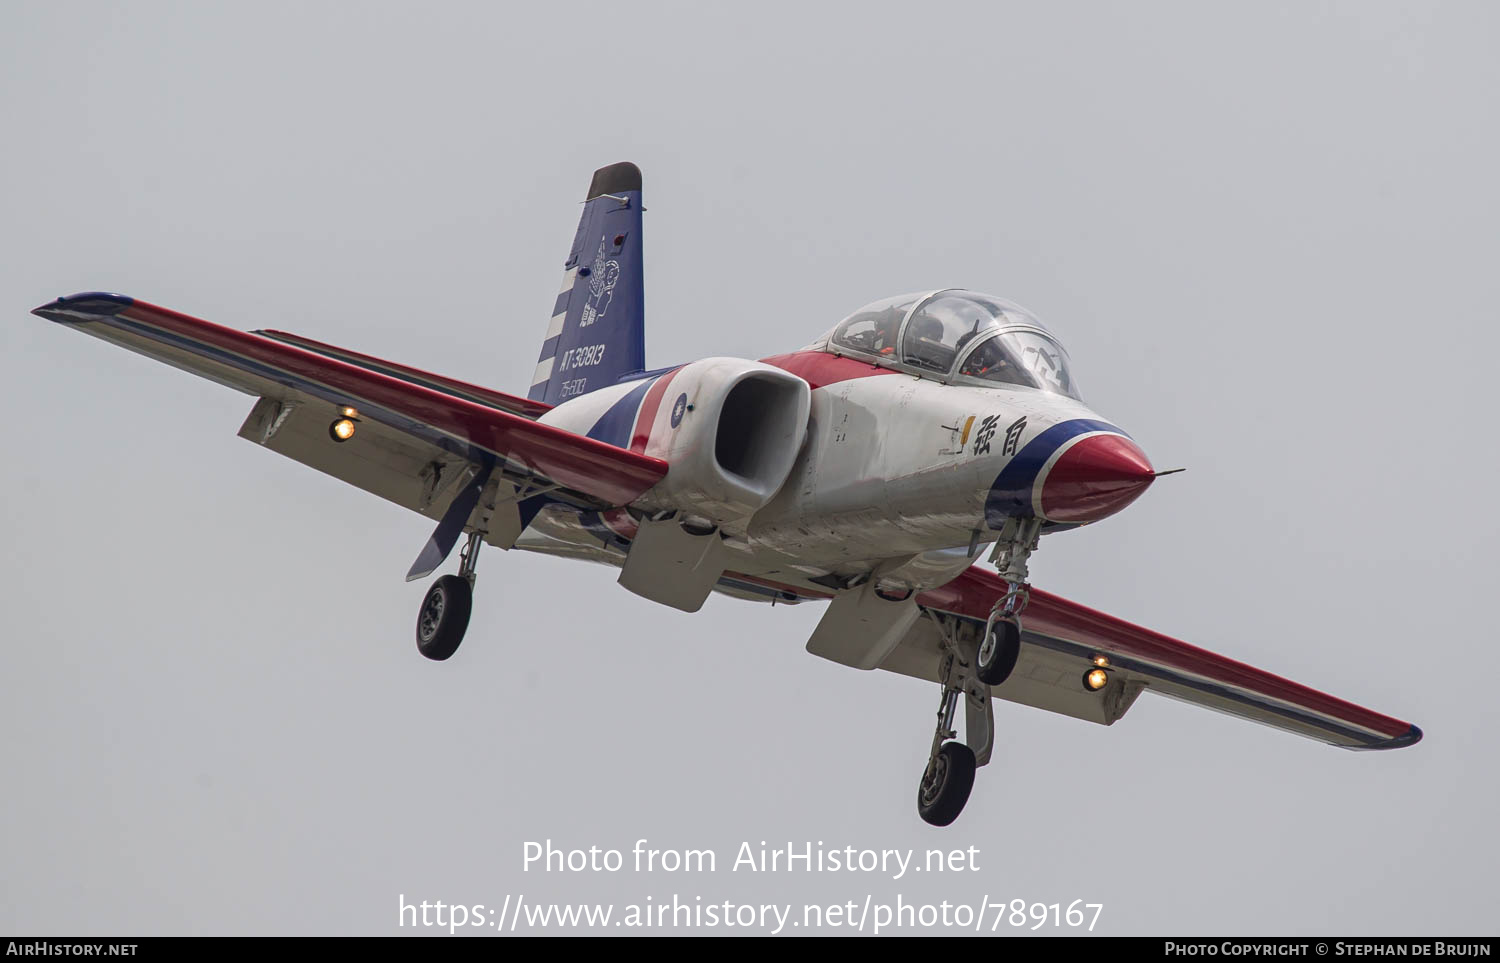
[2, 1, 1495, 936]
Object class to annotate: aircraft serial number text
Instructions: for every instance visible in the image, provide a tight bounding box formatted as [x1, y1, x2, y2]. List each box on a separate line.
[558, 344, 606, 371]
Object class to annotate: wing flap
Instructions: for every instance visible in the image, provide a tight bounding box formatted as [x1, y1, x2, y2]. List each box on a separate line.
[33, 293, 668, 508]
[915, 566, 1421, 750]
[236, 394, 499, 523]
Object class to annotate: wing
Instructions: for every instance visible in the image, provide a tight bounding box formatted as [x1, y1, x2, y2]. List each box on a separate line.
[32, 293, 667, 530]
[254, 328, 554, 421]
[903, 566, 1421, 751]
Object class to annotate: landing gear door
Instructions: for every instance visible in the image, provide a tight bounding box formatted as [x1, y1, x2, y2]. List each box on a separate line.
[805, 583, 921, 670]
[617, 515, 729, 613]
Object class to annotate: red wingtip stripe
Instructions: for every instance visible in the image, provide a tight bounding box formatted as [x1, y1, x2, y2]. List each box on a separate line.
[111, 300, 667, 505]
[917, 566, 1415, 741]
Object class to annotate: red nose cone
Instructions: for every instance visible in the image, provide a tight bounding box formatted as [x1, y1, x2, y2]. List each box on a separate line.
[1038, 434, 1155, 523]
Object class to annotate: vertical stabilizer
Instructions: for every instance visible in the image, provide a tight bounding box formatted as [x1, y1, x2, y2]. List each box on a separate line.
[528, 162, 646, 403]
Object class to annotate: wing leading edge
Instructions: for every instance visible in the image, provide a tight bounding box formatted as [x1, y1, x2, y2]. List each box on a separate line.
[915, 566, 1421, 751]
[31, 293, 667, 508]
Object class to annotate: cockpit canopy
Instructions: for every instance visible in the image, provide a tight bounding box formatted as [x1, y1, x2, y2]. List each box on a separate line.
[820, 289, 1081, 400]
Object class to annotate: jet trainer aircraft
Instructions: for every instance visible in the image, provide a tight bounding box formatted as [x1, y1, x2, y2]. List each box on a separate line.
[32, 162, 1420, 825]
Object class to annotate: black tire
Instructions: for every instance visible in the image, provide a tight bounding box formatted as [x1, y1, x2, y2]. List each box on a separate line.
[917, 742, 977, 827]
[416, 574, 472, 661]
[976, 617, 1022, 686]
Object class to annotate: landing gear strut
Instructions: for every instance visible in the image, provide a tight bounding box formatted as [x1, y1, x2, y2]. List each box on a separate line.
[416, 531, 482, 661]
[916, 519, 1045, 826]
[977, 517, 1040, 685]
[917, 616, 994, 827]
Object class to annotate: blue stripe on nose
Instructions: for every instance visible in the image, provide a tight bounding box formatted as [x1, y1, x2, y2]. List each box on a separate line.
[984, 418, 1124, 527]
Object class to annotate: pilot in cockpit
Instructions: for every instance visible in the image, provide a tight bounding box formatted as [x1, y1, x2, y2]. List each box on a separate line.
[826, 290, 1082, 401]
[835, 306, 903, 356]
[904, 314, 951, 371]
[958, 334, 1028, 384]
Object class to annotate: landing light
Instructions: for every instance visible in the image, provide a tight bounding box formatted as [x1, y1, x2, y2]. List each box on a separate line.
[1093, 656, 1111, 668]
[1083, 668, 1110, 692]
[329, 418, 357, 442]
[340, 406, 359, 419]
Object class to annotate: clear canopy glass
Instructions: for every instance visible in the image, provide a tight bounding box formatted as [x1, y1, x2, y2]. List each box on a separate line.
[825, 289, 1081, 399]
[957, 329, 1078, 398]
[828, 293, 920, 359]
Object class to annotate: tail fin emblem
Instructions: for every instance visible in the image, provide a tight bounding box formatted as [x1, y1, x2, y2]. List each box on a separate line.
[581, 237, 621, 327]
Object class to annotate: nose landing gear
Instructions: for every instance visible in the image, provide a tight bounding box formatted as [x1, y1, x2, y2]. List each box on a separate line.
[977, 614, 1022, 686]
[978, 517, 1040, 685]
[416, 531, 482, 661]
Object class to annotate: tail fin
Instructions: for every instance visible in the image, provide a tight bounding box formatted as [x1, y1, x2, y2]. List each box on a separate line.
[527, 162, 646, 403]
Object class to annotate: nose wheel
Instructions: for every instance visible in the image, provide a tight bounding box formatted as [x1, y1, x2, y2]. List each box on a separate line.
[416, 531, 482, 661]
[977, 516, 1040, 686]
[976, 615, 1021, 686]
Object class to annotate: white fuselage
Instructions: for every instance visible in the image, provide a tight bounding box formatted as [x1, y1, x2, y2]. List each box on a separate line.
[522, 349, 1133, 604]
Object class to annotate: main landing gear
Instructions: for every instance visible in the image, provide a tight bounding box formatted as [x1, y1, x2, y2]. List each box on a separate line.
[916, 517, 1040, 826]
[416, 531, 482, 661]
[918, 616, 994, 826]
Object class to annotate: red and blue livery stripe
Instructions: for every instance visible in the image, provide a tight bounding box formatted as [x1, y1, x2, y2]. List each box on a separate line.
[585, 367, 685, 452]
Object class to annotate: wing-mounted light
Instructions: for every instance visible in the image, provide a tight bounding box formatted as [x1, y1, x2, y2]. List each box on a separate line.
[329, 406, 360, 442]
